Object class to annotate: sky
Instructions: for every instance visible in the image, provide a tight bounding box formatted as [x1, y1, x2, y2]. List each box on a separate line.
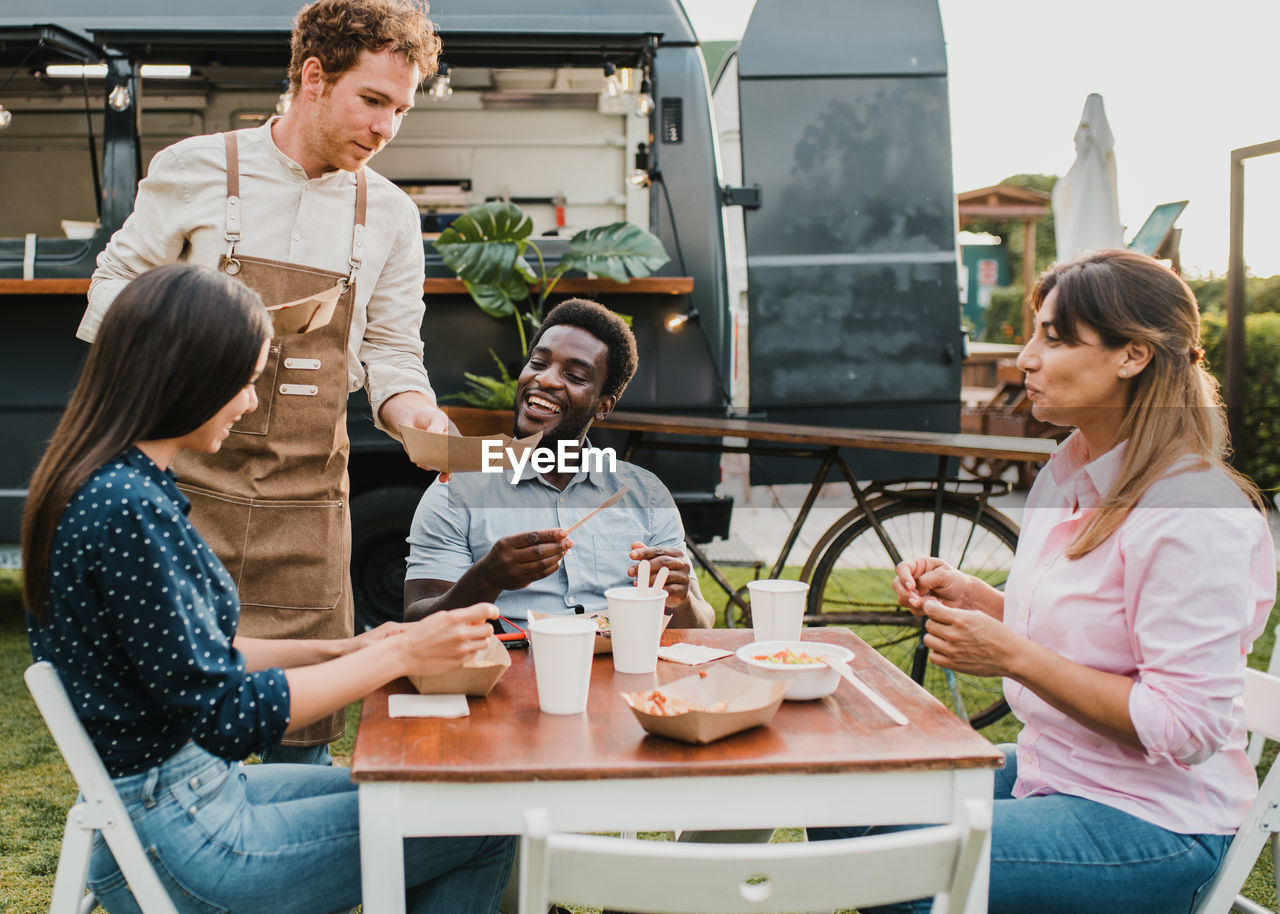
[679, 0, 1280, 278]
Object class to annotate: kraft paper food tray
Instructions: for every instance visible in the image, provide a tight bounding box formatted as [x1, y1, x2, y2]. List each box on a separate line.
[622, 665, 788, 745]
[397, 426, 542, 474]
[407, 635, 510, 697]
[529, 609, 672, 654]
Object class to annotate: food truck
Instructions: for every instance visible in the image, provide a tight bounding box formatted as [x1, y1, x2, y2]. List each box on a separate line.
[0, 0, 963, 626]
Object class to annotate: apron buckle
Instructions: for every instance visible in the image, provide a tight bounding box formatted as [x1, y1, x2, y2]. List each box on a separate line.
[224, 237, 241, 275]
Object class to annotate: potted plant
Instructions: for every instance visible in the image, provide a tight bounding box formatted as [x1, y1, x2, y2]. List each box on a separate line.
[434, 201, 669, 407]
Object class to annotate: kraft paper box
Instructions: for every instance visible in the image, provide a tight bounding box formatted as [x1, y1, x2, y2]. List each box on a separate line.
[397, 426, 542, 474]
[622, 665, 788, 745]
[408, 635, 510, 697]
[529, 609, 672, 654]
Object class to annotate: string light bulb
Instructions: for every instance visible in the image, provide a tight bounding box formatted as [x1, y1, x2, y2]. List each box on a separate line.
[107, 85, 131, 111]
[665, 308, 699, 333]
[628, 142, 651, 187]
[635, 77, 655, 117]
[429, 64, 452, 100]
[601, 61, 622, 98]
[0, 105, 11, 129]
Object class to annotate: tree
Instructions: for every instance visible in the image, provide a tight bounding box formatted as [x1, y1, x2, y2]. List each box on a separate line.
[964, 173, 1059, 278]
[967, 174, 1059, 344]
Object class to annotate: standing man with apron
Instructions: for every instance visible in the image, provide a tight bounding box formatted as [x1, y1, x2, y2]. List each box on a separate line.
[78, 0, 448, 765]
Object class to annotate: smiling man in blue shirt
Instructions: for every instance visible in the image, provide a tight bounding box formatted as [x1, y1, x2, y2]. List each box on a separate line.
[403, 298, 713, 629]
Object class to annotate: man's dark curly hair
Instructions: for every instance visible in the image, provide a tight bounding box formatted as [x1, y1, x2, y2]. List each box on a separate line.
[531, 298, 638, 402]
[289, 0, 441, 92]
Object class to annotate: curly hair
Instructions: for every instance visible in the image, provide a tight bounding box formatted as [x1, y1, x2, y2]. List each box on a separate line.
[531, 298, 639, 402]
[288, 0, 441, 92]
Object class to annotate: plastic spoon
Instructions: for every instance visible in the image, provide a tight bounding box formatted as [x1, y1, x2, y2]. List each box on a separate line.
[820, 656, 909, 726]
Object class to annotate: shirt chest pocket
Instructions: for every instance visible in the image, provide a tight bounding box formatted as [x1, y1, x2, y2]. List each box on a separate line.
[591, 535, 635, 589]
[1029, 555, 1128, 652]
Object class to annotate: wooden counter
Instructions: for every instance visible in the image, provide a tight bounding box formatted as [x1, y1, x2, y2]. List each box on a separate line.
[2, 276, 695, 297]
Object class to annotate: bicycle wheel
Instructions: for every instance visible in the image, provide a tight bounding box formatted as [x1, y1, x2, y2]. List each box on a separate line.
[806, 492, 1019, 729]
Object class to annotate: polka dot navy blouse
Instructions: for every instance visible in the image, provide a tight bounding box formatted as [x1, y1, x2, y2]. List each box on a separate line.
[27, 447, 291, 777]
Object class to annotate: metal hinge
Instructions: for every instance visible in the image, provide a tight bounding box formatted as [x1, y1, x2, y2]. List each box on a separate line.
[1260, 800, 1280, 831]
[71, 800, 116, 831]
[721, 185, 762, 209]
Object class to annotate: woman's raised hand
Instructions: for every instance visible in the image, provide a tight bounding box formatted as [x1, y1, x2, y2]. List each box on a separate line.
[891, 557, 971, 613]
[399, 602, 500, 678]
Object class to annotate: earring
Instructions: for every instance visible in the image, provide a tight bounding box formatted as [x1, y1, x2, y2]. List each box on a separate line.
[1119, 370, 1128, 378]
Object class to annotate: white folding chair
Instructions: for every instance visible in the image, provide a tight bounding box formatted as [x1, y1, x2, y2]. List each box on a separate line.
[25, 661, 180, 914]
[518, 801, 991, 914]
[1194, 667, 1280, 914]
[1247, 625, 1280, 766]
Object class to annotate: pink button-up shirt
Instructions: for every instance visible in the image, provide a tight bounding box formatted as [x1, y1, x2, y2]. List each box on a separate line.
[1003, 431, 1275, 834]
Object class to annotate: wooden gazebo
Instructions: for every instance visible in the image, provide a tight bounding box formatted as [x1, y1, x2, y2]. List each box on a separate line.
[957, 184, 1052, 340]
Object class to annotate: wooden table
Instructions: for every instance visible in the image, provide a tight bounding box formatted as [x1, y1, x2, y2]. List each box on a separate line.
[597, 408, 1057, 464]
[352, 628, 1003, 914]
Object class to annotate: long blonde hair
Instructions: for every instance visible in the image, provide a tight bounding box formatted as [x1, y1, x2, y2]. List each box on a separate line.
[1035, 250, 1263, 558]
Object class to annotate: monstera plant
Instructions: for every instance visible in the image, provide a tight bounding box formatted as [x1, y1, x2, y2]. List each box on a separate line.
[434, 201, 669, 407]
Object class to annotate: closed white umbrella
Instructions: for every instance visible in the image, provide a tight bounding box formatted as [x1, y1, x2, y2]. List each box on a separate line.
[1052, 93, 1124, 260]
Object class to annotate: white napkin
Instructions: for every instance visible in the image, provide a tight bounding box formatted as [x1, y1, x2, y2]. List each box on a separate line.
[388, 693, 470, 718]
[657, 643, 734, 666]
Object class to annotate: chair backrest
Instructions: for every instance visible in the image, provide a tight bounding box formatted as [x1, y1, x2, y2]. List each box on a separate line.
[1247, 625, 1280, 766]
[518, 800, 991, 914]
[1192, 667, 1280, 914]
[25, 661, 180, 914]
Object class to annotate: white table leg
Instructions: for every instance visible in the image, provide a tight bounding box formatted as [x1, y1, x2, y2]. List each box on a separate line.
[954, 767, 994, 914]
[360, 782, 406, 914]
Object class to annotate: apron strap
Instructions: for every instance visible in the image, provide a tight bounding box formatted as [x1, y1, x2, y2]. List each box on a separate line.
[222, 127, 365, 284]
[223, 132, 242, 260]
[348, 169, 367, 286]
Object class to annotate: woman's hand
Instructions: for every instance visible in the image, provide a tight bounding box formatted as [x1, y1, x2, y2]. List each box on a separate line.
[921, 598, 1021, 677]
[922, 598, 1142, 750]
[283, 603, 500, 734]
[350, 620, 409, 648]
[394, 602, 500, 679]
[892, 558, 971, 613]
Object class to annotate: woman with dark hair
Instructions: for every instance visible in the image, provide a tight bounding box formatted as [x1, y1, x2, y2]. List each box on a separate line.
[812, 249, 1275, 914]
[23, 262, 513, 913]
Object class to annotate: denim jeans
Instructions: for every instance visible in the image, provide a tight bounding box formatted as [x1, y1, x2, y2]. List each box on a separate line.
[808, 745, 1230, 914]
[88, 743, 515, 914]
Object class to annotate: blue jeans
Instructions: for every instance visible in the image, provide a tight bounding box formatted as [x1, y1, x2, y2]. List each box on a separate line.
[808, 745, 1230, 914]
[88, 743, 515, 914]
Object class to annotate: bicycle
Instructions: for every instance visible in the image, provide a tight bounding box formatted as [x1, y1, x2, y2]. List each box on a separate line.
[600, 410, 1048, 729]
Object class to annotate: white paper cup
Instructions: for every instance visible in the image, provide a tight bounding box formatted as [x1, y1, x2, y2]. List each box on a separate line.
[605, 586, 667, 674]
[528, 616, 597, 714]
[746, 579, 808, 642]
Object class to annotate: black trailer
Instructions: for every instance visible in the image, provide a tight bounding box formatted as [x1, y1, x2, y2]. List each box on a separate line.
[0, 0, 963, 627]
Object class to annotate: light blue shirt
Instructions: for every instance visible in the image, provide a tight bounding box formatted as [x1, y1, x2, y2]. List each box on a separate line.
[406, 449, 688, 620]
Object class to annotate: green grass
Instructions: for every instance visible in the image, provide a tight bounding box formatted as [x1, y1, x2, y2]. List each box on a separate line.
[3, 566, 1278, 912]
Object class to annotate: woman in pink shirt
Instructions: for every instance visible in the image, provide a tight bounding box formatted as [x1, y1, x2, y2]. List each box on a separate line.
[814, 249, 1276, 913]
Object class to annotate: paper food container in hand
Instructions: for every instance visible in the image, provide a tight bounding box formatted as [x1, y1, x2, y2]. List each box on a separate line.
[407, 635, 511, 697]
[528, 609, 672, 654]
[622, 666, 788, 745]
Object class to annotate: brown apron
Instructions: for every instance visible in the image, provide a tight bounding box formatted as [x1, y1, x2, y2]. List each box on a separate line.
[172, 132, 366, 745]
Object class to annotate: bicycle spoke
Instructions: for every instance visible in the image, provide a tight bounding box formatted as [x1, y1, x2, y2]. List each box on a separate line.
[806, 494, 1018, 729]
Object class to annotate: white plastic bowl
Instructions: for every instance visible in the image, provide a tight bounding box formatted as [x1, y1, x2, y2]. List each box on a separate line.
[735, 640, 855, 700]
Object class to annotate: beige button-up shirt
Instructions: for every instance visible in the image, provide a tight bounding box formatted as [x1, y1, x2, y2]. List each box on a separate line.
[81, 120, 434, 427]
